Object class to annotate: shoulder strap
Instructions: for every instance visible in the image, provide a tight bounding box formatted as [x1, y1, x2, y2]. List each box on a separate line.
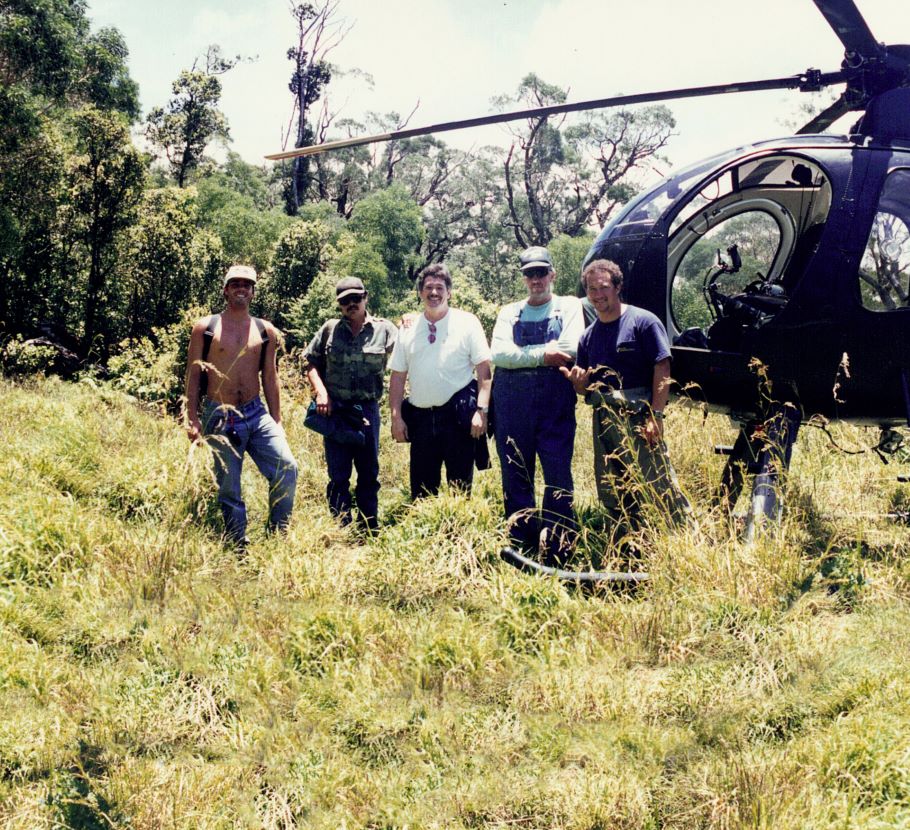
[201, 314, 218, 362]
[253, 317, 268, 374]
[321, 318, 341, 352]
[199, 315, 218, 397]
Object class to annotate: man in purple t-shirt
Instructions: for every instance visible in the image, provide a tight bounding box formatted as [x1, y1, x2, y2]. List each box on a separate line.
[562, 259, 689, 536]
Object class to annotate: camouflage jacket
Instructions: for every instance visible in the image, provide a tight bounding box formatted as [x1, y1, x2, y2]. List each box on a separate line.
[303, 314, 398, 402]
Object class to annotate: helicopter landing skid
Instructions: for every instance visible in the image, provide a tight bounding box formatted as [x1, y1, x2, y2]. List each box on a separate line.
[499, 547, 649, 586]
[716, 404, 803, 540]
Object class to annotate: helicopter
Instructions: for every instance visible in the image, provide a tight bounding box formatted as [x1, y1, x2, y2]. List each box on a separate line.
[268, 0, 910, 552]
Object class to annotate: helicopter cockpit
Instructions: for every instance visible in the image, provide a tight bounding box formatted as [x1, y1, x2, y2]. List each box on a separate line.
[666, 154, 832, 351]
[584, 147, 833, 356]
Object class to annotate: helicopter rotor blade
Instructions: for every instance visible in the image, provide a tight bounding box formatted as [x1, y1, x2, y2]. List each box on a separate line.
[811, 0, 883, 61]
[266, 71, 846, 160]
[796, 92, 854, 133]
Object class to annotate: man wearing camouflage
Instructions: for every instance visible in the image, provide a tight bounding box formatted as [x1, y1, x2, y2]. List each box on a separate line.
[304, 277, 397, 531]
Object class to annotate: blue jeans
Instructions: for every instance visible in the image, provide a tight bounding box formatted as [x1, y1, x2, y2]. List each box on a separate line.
[202, 397, 298, 543]
[324, 399, 381, 530]
[493, 367, 577, 563]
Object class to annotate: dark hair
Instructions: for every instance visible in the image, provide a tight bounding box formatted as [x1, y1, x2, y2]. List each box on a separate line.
[416, 263, 452, 292]
[581, 259, 624, 291]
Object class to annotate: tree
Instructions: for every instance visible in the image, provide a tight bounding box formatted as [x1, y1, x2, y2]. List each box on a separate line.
[496, 74, 675, 246]
[264, 218, 334, 327]
[145, 46, 236, 187]
[63, 106, 145, 357]
[0, 0, 139, 339]
[123, 187, 225, 339]
[283, 1, 350, 214]
[348, 185, 425, 290]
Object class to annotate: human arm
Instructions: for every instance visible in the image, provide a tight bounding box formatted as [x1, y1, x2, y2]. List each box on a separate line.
[389, 370, 408, 442]
[555, 297, 585, 360]
[306, 365, 332, 417]
[643, 357, 672, 446]
[490, 304, 550, 368]
[558, 330, 592, 396]
[471, 360, 492, 439]
[262, 323, 283, 426]
[183, 320, 207, 442]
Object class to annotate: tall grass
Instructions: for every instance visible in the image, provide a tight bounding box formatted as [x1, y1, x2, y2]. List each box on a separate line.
[1, 376, 908, 828]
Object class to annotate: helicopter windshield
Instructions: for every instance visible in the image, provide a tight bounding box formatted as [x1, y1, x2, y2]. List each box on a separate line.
[596, 147, 745, 241]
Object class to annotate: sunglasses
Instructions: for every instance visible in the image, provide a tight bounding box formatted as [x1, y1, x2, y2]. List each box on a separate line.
[523, 267, 551, 279]
[338, 293, 365, 306]
[428, 322, 437, 344]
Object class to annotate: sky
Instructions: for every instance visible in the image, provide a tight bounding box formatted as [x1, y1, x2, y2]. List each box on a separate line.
[87, 0, 910, 175]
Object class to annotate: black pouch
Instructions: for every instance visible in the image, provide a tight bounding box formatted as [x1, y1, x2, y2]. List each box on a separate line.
[304, 401, 367, 446]
[451, 380, 478, 431]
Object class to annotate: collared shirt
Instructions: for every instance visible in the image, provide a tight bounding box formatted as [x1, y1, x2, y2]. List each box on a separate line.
[304, 313, 398, 402]
[388, 308, 491, 408]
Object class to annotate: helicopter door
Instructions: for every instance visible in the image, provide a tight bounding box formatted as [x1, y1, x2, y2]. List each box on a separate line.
[666, 155, 832, 352]
[669, 202, 791, 349]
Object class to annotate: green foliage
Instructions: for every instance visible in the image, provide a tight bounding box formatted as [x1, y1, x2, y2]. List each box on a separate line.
[0, 0, 138, 117]
[549, 232, 597, 296]
[202, 199, 292, 277]
[283, 270, 337, 350]
[267, 219, 333, 321]
[63, 105, 146, 357]
[123, 187, 225, 337]
[2, 377, 910, 827]
[349, 184, 426, 290]
[107, 309, 199, 410]
[145, 68, 230, 187]
[0, 335, 59, 377]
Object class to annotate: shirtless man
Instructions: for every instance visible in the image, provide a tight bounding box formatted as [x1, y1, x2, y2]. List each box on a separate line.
[185, 265, 297, 547]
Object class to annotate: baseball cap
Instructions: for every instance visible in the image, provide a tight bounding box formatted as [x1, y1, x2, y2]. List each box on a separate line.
[223, 264, 258, 288]
[519, 246, 553, 272]
[336, 277, 366, 300]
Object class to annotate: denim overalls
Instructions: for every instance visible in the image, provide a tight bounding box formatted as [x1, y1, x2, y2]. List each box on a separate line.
[492, 301, 578, 562]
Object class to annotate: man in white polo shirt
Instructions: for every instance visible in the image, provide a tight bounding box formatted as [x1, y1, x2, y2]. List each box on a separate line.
[389, 263, 492, 498]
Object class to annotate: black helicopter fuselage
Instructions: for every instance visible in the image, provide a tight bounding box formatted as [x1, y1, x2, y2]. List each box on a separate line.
[584, 134, 910, 426]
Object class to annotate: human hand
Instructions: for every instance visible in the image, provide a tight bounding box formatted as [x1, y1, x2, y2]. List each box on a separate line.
[187, 420, 202, 443]
[470, 410, 486, 439]
[641, 414, 664, 447]
[543, 341, 573, 367]
[560, 365, 592, 395]
[315, 390, 332, 417]
[391, 414, 409, 443]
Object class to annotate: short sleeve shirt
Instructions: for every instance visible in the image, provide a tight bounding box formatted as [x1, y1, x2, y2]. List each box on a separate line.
[388, 308, 491, 407]
[303, 314, 397, 402]
[576, 305, 671, 392]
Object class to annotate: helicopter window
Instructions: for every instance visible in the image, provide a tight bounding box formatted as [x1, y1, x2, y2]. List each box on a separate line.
[671, 210, 782, 332]
[858, 169, 910, 312]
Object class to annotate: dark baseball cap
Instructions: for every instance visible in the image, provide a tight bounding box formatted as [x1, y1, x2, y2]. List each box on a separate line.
[336, 277, 366, 300]
[519, 246, 553, 272]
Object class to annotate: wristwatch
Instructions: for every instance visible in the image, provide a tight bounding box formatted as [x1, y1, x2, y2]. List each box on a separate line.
[477, 405, 489, 414]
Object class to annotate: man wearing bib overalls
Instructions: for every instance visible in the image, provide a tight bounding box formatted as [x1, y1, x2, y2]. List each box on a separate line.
[490, 247, 585, 564]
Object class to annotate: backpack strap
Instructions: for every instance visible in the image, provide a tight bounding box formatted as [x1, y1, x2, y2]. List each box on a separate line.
[199, 314, 219, 397]
[253, 317, 269, 375]
[321, 318, 340, 353]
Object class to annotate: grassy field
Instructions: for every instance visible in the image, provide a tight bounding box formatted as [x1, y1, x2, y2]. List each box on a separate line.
[1, 376, 909, 829]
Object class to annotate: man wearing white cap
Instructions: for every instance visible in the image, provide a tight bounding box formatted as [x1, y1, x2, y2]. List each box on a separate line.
[185, 264, 297, 548]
